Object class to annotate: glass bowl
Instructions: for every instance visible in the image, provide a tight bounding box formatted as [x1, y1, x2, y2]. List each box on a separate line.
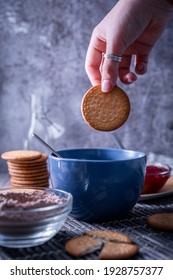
[0, 187, 72, 248]
[142, 163, 171, 194]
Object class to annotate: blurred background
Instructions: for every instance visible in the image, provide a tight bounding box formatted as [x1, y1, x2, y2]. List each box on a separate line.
[0, 0, 173, 171]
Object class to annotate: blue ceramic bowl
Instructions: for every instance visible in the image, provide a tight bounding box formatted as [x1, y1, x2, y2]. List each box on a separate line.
[49, 148, 146, 222]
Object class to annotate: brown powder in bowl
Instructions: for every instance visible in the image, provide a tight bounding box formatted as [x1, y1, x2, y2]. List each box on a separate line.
[0, 189, 67, 227]
[0, 188, 71, 240]
[0, 190, 64, 211]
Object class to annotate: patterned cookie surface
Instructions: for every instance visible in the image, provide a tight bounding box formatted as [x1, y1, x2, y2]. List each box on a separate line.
[85, 230, 132, 243]
[1, 150, 42, 161]
[147, 213, 173, 231]
[65, 230, 138, 260]
[81, 85, 130, 131]
[99, 241, 138, 260]
[7, 153, 48, 164]
[65, 235, 102, 257]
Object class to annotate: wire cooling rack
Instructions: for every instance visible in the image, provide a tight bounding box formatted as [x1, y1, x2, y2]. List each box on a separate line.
[0, 194, 173, 260]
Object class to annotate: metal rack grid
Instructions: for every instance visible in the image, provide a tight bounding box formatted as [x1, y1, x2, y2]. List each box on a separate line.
[0, 194, 173, 260]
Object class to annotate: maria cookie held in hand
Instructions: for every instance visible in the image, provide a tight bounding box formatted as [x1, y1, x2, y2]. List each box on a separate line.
[81, 85, 130, 131]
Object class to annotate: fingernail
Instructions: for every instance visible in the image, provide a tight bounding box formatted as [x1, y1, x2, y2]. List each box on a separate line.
[137, 62, 145, 71]
[126, 78, 134, 84]
[102, 80, 112, 92]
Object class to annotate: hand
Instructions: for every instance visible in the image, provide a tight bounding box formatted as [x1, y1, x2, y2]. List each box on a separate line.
[85, 0, 173, 92]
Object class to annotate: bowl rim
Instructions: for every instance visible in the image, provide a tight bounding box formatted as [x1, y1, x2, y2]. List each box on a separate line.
[0, 187, 73, 214]
[49, 147, 146, 162]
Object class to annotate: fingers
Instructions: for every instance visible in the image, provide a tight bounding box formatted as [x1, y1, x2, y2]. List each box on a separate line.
[86, 40, 149, 92]
[101, 52, 149, 90]
[85, 18, 150, 91]
[101, 50, 139, 90]
[85, 0, 155, 91]
[118, 55, 137, 84]
[101, 57, 120, 92]
[135, 54, 149, 75]
[85, 33, 106, 86]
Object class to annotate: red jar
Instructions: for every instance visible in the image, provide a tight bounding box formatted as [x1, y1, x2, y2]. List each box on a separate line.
[142, 163, 171, 194]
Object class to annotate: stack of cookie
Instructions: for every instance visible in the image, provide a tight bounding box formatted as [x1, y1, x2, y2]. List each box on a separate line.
[1, 150, 49, 188]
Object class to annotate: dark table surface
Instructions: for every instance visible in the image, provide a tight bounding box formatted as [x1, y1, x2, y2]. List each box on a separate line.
[0, 172, 173, 260]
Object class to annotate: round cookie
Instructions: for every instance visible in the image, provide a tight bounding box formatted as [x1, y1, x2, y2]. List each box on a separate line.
[11, 179, 49, 188]
[10, 182, 49, 189]
[11, 178, 49, 185]
[85, 230, 132, 243]
[1, 150, 42, 161]
[65, 230, 138, 260]
[8, 163, 48, 172]
[11, 173, 49, 181]
[147, 213, 173, 231]
[8, 169, 48, 178]
[99, 241, 138, 260]
[7, 153, 48, 164]
[81, 85, 130, 131]
[65, 235, 102, 257]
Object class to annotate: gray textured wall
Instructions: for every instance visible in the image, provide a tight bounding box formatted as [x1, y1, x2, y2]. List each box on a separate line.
[0, 0, 173, 171]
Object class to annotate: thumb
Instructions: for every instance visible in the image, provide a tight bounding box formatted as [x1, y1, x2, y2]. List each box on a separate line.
[101, 52, 122, 92]
[100, 2, 128, 92]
